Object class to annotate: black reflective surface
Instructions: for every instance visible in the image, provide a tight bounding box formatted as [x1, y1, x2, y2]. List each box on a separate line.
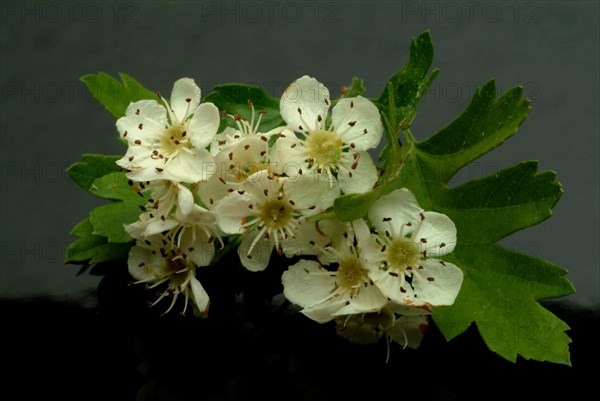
[3, 259, 598, 400]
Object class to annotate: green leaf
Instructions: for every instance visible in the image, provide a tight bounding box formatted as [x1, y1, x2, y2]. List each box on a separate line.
[67, 167, 148, 248]
[341, 77, 366, 98]
[69, 217, 94, 238]
[65, 235, 131, 264]
[81, 72, 157, 119]
[68, 159, 147, 247]
[434, 162, 562, 243]
[89, 202, 142, 243]
[433, 245, 574, 365]
[203, 84, 285, 132]
[394, 83, 571, 363]
[376, 30, 439, 131]
[415, 81, 531, 184]
[67, 154, 121, 191]
[89, 172, 147, 203]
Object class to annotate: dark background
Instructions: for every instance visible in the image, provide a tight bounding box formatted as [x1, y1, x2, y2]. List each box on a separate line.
[1, 1, 598, 400]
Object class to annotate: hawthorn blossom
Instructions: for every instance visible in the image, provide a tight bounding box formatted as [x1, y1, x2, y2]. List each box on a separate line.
[281, 219, 386, 323]
[209, 101, 278, 156]
[364, 188, 463, 308]
[198, 143, 269, 214]
[199, 116, 281, 207]
[116, 78, 220, 183]
[127, 180, 199, 236]
[126, 222, 215, 317]
[214, 170, 340, 271]
[273, 75, 383, 193]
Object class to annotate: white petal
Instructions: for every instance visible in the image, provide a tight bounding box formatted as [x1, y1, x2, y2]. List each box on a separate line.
[164, 148, 215, 183]
[284, 173, 340, 215]
[411, 259, 463, 307]
[180, 227, 215, 267]
[351, 218, 373, 252]
[302, 300, 346, 324]
[271, 133, 309, 176]
[196, 173, 239, 210]
[389, 315, 429, 349]
[128, 244, 167, 281]
[281, 222, 325, 258]
[176, 184, 195, 217]
[117, 101, 166, 144]
[190, 276, 210, 315]
[368, 188, 423, 236]
[280, 76, 330, 133]
[229, 136, 269, 166]
[116, 146, 158, 171]
[119, 149, 166, 182]
[124, 219, 146, 240]
[241, 170, 283, 203]
[214, 135, 271, 184]
[331, 96, 383, 151]
[338, 151, 378, 194]
[170, 78, 201, 122]
[281, 260, 336, 308]
[317, 218, 350, 260]
[238, 231, 272, 272]
[370, 268, 416, 306]
[125, 99, 166, 122]
[214, 192, 255, 234]
[144, 218, 179, 236]
[345, 284, 387, 314]
[414, 211, 457, 257]
[210, 127, 238, 156]
[188, 102, 220, 149]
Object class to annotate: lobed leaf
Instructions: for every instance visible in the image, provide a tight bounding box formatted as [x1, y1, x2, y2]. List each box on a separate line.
[65, 235, 131, 265]
[80, 72, 157, 119]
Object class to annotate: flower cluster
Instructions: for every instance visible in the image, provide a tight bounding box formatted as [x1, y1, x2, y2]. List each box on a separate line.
[119, 76, 463, 347]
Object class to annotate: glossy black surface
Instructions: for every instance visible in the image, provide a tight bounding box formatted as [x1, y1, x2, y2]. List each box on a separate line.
[3, 259, 598, 400]
[3, 293, 597, 399]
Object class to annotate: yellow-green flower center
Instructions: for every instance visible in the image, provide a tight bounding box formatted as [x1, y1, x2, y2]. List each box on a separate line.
[337, 256, 366, 290]
[161, 123, 188, 155]
[386, 239, 420, 271]
[305, 129, 343, 168]
[258, 198, 293, 230]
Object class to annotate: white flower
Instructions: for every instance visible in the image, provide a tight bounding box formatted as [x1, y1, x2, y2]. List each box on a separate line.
[273, 75, 383, 194]
[281, 219, 387, 323]
[214, 169, 340, 271]
[364, 188, 463, 308]
[128, 180, 198, 236]
[335, 303, 430, 350]
[127, 227, 215, 317]
[116, 78, 220, 183]
[209, 101, 280, 156]
[200, 134, 276, 207]
[200, 103, 284, 206]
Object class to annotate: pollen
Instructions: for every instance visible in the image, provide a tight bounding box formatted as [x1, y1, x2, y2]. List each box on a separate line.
[305, 129, 343, 169]
[257, 197, 294, 230]
[160, 123, 188, 155]
[386, 238, 420, 272]
[337, 256, 366, 290]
